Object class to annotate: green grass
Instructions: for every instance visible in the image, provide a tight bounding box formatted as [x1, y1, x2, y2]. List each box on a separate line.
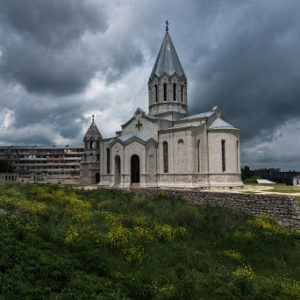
[0, 182, 299, 299]
[271, 185, 300, 194]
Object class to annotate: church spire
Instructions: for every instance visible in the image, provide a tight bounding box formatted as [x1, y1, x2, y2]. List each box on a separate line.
[149, 23, 185, 80]
[148, 23, 188, 119]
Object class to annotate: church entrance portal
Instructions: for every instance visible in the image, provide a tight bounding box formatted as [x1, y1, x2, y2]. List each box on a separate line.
[131, 155, 140, 184]
[115, 155, 121, 185]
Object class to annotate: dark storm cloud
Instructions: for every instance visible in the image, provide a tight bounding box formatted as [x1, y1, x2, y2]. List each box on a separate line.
[0, 0, 109, 95]
[0, 0, 144, 95]
[187, 0, 300, 142]
[0, 0, 107, 48]
[0, 0, 300, 170]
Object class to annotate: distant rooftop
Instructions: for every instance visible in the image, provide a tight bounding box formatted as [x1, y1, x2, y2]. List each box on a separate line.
[0, 145, 83, 150]
[208, 118, 238, 130]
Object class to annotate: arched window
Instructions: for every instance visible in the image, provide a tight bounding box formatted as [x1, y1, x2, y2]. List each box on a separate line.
[163, 83, 167, 101]
[90, 140, 95, 149]
[173, 83, 176, 101]
[155, 84, 158, 102]
[106, 148, 110, 174]
[178, 139, 184, 144]
[197, 140, 200, 172]
[236, 141, 239, 172]
[163, 141, 168, 173]
[181, 85, 184, 102]
[221, 140, 226, 172]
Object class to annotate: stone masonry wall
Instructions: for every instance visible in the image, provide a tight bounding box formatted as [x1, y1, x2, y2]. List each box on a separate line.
[124, 188, 300, 228]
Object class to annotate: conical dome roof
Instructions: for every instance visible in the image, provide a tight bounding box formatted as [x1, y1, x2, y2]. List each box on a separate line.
[150, 30, 185, 80]
[83, 116, 102, 141]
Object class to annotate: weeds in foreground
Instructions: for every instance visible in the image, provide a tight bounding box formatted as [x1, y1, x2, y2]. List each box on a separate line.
[0, 182, 299, 299]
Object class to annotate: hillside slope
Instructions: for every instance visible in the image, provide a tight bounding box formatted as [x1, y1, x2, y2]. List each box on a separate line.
[0, 183, 299, 299]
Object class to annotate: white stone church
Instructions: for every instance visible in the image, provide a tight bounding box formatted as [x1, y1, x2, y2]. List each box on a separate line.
[81, 24, 243, 189]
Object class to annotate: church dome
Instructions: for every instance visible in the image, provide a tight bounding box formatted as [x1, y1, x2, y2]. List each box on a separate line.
[83, 115, 102, 141]
[150, 29, 186, 80]
[148, 21, 188, 119]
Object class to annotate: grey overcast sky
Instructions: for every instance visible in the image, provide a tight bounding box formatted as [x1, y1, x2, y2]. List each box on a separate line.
[0, 0, 300, 170]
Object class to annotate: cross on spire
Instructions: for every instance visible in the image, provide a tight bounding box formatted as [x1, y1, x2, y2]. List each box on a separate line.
[136, 120, 143, 130]
[165, 20, 169, 31]
[92, 114, 94, 122]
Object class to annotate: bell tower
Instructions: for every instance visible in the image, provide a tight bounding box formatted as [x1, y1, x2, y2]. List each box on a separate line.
[148, 21, 188, 120]
[81, 115, 102, 185]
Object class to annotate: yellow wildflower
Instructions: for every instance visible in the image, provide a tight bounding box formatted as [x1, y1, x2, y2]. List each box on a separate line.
[233, 264, 254, 279]
[223, 249, 243, 261]
[248, 215, 289, 235]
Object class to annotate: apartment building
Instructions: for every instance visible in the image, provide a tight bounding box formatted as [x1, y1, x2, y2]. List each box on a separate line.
[0, 146, 83, 183]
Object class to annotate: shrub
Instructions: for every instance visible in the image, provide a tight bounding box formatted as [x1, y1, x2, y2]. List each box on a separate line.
[174, 205, 196, 226]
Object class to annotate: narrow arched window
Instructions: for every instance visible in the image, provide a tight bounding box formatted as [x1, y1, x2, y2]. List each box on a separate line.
[155, 84, 158, 102]
[236, 141, 239, 172]
[197, 140, 200, 172]
[163, 141, 168, 173]
[173, 83, 176, 101]
[221, 140, 226, 172]
[181, 85, 184, 102]
[106, 148, 110, 174]
[163, 83, 167, 101]
[90, 140, 95, 149]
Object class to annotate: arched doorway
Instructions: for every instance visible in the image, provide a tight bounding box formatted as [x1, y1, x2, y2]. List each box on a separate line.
[95, 173, 100, 183]
[115, 155, 121, 184]
[131, 155, 140, 184]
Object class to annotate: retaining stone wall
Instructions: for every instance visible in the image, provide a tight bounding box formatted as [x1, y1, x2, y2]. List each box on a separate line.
[122, 188, 300, 228]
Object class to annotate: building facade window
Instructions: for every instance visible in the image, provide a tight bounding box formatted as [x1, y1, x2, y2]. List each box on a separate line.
[90, 140, 95, 149]
[106, 148, 110, 174]
[155, 84, 158, 102]
[173, 83, 176, 101]
[236, 140, 239, 172]
[163, 141, 168, 173]
[181, 85, 184, 102]
[221, 140, 226, 172]
[163, 83, 167, 101]
[197, 140, 200, 173]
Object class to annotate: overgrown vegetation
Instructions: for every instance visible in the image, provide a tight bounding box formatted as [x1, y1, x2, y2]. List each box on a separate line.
[0, 183, 299, 299]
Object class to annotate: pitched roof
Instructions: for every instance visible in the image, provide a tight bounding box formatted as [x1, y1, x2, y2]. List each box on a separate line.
[208, 118, 238, 130]
[84, 120, 102, 140]
[110, 132, 152, 144]
[150, 31, 185, 80]
[180, 111, 214, 121]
